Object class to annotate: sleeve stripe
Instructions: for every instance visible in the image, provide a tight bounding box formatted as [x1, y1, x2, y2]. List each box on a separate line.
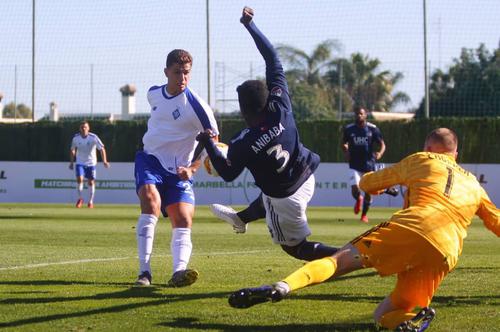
[185, 88, 213, 130]
[148, 85, 163, 92]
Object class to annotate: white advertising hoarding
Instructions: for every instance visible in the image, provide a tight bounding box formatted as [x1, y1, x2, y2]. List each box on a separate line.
[0, 162, 498, 207]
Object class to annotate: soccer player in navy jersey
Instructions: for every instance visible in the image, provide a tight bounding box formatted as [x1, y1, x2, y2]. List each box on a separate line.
[197, 6, 338, 262]
[341, 106, 392, 223]
[134, 49, 219, 287]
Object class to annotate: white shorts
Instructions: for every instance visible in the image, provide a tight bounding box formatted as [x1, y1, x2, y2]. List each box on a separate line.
[349, 164, 385, 186]
[349, 169, 366, 186]
[262, 174, 315, 246]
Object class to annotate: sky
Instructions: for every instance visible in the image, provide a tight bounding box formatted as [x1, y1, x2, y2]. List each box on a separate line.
[0, 0, 499, 119]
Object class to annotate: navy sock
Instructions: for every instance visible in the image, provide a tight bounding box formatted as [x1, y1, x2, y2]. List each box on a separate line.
[283, 240, 338, 261]
[237, 193, 266, 223]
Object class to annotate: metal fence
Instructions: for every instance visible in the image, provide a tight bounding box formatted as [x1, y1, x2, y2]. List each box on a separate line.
[0, 0, 499, 120]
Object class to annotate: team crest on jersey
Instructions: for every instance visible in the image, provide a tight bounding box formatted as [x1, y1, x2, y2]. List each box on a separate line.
[270, 86, 282, 97]
[172, 108, 181, 120]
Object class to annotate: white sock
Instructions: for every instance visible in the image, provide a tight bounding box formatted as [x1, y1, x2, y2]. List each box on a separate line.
[88, 183, 95, 203]
[77, 182, 83, 198]
[136, 214, 158, 274]
[171, 228, 192, 273]
[274, 281, 291, 295]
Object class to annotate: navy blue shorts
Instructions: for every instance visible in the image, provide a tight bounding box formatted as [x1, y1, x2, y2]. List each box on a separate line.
[75, 164, 96, 180]
[134, 151, 195, 210]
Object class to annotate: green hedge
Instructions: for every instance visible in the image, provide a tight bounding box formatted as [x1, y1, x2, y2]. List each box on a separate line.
[1, 118, 499, 163]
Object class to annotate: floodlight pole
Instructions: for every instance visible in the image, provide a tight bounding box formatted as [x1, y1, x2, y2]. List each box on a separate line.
[423, 0, 430, 118]
[338, 61, 343, 121]
[32, 0, 35, 122]
[90, 63, 94, 119]
[206, 0, 211, 106]
[14, 65, 18, 122]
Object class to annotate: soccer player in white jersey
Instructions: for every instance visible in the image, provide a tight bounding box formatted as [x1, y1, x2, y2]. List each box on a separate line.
[134, 49, 219, 287]
[69, 121, 110, 208]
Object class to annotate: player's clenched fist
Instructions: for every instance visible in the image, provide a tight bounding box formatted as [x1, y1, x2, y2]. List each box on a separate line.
[240, 6, 254, 25]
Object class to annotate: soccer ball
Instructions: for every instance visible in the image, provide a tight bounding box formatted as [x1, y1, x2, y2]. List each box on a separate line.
[203, 142, 228, 177]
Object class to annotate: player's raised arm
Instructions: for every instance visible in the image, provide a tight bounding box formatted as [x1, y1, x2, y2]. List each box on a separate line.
[240, 7, 287, 92]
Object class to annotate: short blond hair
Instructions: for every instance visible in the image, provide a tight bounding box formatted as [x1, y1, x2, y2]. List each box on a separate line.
[425, 128, 458, 153]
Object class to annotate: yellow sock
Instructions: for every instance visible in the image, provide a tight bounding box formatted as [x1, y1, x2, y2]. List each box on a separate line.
[282, 257, 337, 291]
[378, 309, 416, 330]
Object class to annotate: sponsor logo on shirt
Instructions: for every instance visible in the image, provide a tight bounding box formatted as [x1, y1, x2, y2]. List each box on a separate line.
[353, 136, 369, 145]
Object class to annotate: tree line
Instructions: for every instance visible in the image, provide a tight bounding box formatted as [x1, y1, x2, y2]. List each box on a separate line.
[219, 40, 500, 119]
[2, 41, 499, 120]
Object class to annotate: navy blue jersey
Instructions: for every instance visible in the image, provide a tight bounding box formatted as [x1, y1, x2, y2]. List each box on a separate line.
[342, 122, 383, 172]
[204, 21, 319, 198]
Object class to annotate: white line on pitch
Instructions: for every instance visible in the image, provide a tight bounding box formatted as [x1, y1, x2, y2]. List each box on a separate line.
[0, 249, 272, 271]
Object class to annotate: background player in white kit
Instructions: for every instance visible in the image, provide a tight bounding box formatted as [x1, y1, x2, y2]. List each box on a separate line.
[134, 49, 219, 287]
[69, 121, 110, 208]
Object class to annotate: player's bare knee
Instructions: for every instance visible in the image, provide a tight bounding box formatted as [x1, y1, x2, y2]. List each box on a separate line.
[331, 244, 364, 275]
[171, 215, 192, 228]
[373, 296, 398, 324]
[140, 195, 161, 216]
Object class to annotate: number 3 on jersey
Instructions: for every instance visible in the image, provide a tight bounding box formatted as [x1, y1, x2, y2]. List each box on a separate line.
[267, 144, 290, 173]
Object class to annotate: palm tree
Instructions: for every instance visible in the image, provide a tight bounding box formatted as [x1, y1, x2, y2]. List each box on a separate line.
[276, 40, 342, 119]
[326, 53, 410, 112]
[277, 39, 343, 87]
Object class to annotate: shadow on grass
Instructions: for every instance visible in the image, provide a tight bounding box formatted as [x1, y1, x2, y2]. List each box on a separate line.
[290, 292, 499, 306]
[332, 271, 378, 281]
[431, 294, 500, 306]
[291, 293, 385, 304]
[0, 279, 131, 287]
[158, 317, 378, 332]
[1, 286, 497, 329]
[0, 214, 127, 221]
[454, 266, 500, 272]
[0, 289, 229, 328]
[0, 284, 224, 305]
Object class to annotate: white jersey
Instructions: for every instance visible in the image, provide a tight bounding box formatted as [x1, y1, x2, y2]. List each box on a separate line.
[142, 85, 219, 174]
[71, 132, 105, 166]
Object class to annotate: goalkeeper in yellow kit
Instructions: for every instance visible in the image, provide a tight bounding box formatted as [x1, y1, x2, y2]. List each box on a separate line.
[228, 128, 500, 331]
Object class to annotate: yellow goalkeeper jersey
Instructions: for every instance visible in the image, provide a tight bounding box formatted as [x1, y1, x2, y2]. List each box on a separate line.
[360, 151, 500, 269]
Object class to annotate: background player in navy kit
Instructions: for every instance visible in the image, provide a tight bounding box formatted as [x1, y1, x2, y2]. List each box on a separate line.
[197, 6, 337, 261]
[341, 106, 394, 223]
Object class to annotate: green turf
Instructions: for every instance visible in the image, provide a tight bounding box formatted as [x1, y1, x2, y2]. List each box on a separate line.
[0, 203, 498, 331]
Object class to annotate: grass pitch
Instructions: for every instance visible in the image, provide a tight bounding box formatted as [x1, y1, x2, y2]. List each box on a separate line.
[0, 203, 498, 331]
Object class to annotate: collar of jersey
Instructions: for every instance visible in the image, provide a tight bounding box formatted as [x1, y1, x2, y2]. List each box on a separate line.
[162, 85, 188, 100]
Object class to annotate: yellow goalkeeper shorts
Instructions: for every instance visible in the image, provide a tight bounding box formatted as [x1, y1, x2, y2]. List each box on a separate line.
[351, 222, 449, 310]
